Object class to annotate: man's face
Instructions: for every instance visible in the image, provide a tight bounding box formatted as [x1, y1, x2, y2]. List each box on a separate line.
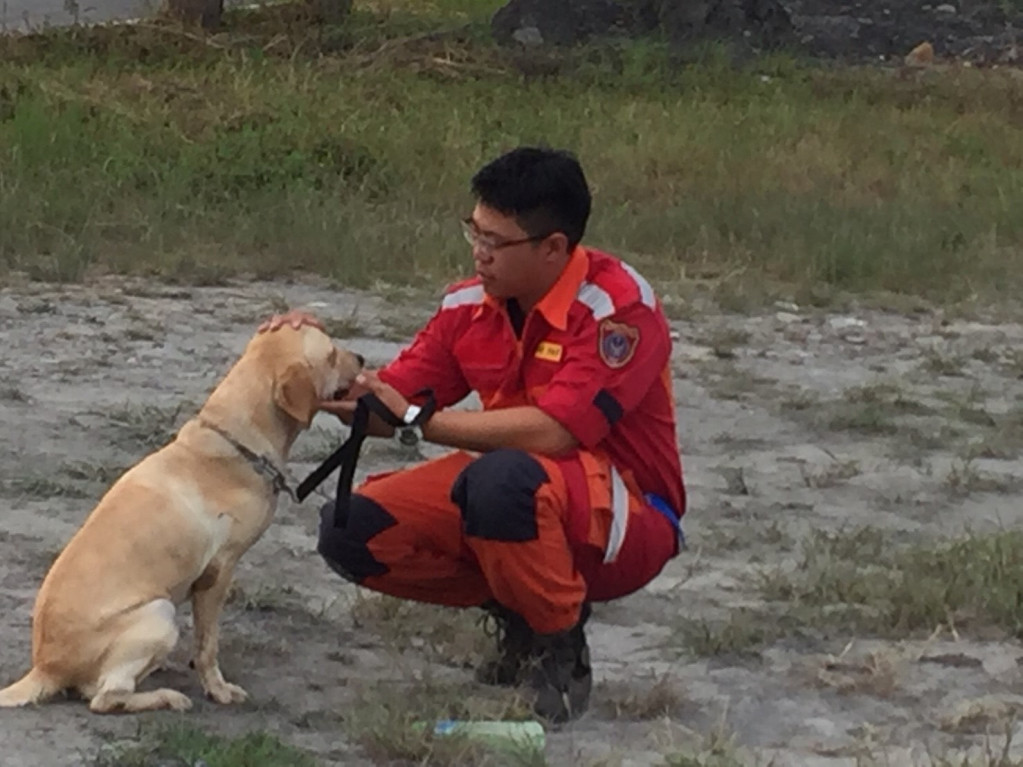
[463, 204, 552, 301]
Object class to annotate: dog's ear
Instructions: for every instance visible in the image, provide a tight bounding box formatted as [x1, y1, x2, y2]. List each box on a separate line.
[274, 362, 317, 428]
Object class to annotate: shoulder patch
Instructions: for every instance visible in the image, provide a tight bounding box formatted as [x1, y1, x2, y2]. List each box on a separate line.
[598, 319, 640, 368]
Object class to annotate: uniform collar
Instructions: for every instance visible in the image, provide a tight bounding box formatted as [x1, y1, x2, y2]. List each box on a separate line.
[534, 246, 588, 331]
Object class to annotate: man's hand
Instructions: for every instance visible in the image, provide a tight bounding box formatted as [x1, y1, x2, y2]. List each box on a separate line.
[352, 371, 411, 422]
[318, 374, 369, 424]
[318, 371, 409, 438]
[258, 309, 325, 334]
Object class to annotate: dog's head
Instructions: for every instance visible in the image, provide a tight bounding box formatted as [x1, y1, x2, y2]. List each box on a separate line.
[250, 325, 364, 429]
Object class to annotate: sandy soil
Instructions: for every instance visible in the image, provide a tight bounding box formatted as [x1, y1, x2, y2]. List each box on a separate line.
[1, 274, 1023, 766]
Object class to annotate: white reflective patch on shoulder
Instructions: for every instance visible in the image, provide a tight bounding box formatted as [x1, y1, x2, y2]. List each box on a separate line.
[441, 284, 485, 310]
[621, 262, 657, 309]
[577, 282, 615, 320]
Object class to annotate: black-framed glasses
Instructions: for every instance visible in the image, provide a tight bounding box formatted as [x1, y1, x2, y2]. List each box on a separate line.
[460, 217, 550, 255]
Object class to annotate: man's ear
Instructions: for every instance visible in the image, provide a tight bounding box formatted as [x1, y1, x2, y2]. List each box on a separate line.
[274, 362, 317, 428]
[543, 232, 571, 262]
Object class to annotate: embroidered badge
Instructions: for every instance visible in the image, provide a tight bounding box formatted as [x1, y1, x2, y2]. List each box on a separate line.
[598, 320, 640, 368]
[534, 341, 563, 362]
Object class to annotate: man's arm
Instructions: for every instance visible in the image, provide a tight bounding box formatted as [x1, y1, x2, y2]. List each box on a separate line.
[534, 302, 672, 451]
[320, 372, 578, 456]
[423, 406, 577, 455]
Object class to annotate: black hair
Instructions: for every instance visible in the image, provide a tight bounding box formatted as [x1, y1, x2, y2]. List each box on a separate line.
[470, 146, 592, 249]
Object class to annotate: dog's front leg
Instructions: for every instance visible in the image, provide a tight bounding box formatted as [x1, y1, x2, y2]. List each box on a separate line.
[190, 557, 248, 704]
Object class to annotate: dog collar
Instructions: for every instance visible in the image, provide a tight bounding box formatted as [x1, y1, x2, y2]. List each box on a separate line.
[197, 418, 296, 502]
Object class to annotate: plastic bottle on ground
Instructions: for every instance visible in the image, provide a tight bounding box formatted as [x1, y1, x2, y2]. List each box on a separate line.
[419, 719, 546, 754]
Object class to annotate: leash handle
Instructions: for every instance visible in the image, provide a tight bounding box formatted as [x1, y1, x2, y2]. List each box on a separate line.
[294, 389, 437, 505]
[331, 390, 437, 522]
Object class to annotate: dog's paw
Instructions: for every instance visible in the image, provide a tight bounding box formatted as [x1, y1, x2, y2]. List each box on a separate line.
[162, 690, 194, 712]
[205, 681, 248, 705]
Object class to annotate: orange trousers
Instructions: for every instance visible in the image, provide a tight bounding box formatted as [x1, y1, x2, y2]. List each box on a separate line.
[317, 449, 680, 635]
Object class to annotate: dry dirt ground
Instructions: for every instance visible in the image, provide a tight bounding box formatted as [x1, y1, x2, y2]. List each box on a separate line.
[2, 274, 1023, 766]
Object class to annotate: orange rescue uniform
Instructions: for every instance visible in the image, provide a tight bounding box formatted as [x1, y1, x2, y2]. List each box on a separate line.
[317, 247, 686, 634]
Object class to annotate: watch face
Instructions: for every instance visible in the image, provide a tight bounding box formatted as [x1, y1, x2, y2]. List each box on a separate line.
[404, 405, 422, 425]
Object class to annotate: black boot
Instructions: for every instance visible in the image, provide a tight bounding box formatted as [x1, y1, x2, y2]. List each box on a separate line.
[476, 601, 535, 687]
[528, 603, 592, 724]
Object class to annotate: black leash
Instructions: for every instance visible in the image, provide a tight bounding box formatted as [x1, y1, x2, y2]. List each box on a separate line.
[295, 390, 436, 522]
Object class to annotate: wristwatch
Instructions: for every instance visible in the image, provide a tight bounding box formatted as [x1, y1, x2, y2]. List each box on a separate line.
[396, 404, 424, 447]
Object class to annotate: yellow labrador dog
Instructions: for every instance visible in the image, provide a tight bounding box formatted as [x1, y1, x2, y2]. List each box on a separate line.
[0, 322, 362, 713]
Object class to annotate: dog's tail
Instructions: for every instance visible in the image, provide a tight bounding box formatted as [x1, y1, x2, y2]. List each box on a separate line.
[0, 668, 62, 707]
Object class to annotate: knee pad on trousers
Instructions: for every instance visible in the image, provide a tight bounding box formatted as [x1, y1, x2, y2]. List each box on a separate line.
[317, 495, 395, 582]
[450, 449, 548, 542]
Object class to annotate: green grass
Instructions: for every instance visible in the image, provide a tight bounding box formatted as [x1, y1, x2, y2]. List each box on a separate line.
[100, 401, 193, 451]
[2, 0, 1023, 303]
[676, 527, 1023, 658]
[596, 675, 685, 720]
[676, 610, 793, 658]
[348, 592, 492, 665]
[760, 527, 1023, 639]
[4, 474, 91, 498]
[822, 382, 936, 436]
[90, 722, 320, 767]
[664, 752, 747, 767]
[344, 676, 545, 766]
[661, 717, 750, 767]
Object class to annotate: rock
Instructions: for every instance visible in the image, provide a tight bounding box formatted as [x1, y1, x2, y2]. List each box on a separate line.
[804, 716, 840, 738]
[511, 25, 545, 46]
[827, 316, 868, 344]
[647, 0, 795, 48]
[789, 14, 863, 48]
[775, 312, 803, 324]
[905, 40, 935, 65]
[677, 344, 717, 362]
[491, 0, 794, 49]
[305, 0, 354, 24]
[709, 0, 794, 46]
[828, 316, 867, 331]
[785, 0, 1023, 65]
[491, 0, 627, 46]
[161, 0, 222, 28]
[490, 0, 1023, 66]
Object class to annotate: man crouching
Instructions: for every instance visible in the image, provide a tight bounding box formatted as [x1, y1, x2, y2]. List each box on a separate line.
[264, 146, 686, 723]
